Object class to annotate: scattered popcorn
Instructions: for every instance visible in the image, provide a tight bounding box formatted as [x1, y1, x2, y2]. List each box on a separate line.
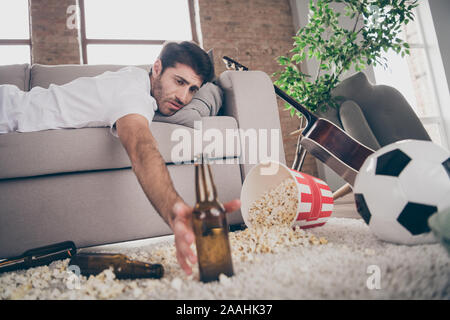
[309, 235, 320, 245]
[171, 277, 183, 291]
[0, 179, 330, 299]
[0, 217, 445, 299]
[233, 178, 328, 263]
[248, 179, 299, 228]
[132, 287, 143, 298]
[219, 273, 232, 286]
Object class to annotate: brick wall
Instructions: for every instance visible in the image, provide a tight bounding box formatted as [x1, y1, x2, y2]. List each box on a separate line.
[28, 0, 318, 175]
[30, 0, 80, 65]
[197, 0, 318, 176]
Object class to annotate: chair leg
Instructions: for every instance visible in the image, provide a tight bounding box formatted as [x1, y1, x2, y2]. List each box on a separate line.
[291, 117, 307, 171]
[292, 147, 307, 171]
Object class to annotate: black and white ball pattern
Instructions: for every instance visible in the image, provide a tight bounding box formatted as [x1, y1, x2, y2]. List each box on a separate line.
[353, 139, 450, 245]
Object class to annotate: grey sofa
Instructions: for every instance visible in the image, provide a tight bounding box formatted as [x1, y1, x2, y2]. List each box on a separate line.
[0, 63, 286, 259]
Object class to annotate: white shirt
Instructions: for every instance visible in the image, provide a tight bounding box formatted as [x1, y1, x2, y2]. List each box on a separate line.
[0, 66, 157, 137]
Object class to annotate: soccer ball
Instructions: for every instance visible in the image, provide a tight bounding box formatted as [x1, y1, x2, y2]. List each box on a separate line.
[353, 139, 450, 245]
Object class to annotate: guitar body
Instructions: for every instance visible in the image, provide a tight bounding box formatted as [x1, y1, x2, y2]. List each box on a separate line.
[300, 118, 374, 185]
[222, 56, 375, 186]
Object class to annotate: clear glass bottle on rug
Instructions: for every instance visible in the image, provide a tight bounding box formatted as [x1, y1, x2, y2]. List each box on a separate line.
[69, 252, 164, 279]
[192, 154, 234, 283]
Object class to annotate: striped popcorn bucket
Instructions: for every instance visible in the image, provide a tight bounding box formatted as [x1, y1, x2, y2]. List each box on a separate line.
[240, 160, 334, 229]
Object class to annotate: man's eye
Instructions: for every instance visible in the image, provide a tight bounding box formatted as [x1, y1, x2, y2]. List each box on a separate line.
[176, 79, 184, 85]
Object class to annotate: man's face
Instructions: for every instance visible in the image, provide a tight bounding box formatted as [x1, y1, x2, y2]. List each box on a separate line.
[151, 61, 203, 116]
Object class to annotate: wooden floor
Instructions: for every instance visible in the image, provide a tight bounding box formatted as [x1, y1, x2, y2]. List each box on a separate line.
[331, 192, 361, 219]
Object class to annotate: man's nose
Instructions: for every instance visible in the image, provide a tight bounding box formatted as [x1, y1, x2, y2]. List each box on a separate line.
[176, 87, 191, 106]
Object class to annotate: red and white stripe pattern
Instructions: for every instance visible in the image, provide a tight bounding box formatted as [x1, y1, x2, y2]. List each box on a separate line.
[290, 170, 334, 229]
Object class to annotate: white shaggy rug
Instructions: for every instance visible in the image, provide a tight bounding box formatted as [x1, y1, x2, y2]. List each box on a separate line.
[1, 217, 449, 300]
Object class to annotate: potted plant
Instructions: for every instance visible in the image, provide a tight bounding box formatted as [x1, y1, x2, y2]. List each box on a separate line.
[274, 0, 418, 170]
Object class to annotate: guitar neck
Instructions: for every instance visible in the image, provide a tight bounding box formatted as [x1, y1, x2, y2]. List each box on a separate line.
[222, 56, 375, 181]
[273, 86, 317, 125]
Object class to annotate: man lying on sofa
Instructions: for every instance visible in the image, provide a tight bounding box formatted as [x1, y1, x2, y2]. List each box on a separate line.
[0, 41, 241, 275]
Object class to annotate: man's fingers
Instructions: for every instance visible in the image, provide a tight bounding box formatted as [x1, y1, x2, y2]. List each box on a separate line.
[177, 239, 197, 265]
[175, 230, 197, 273]
[176, 251, 192, 275]
[223, 199, 241, 213]
[173, 219, 197, 265]
[172, 202, 197, 274]
[174, 232, 197, 264]
[173, 220, 194, 243]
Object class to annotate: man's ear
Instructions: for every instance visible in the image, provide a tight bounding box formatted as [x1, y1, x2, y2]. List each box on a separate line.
[153, 59, 162, 77]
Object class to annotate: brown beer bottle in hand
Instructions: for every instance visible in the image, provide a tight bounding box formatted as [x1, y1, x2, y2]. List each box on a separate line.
[69, 252, 164, 279]
[192, 155, 234, 283]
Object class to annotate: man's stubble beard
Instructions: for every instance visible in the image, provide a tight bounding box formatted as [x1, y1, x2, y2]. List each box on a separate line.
[151, 76, 163, 110]
[151, 75, 177, 116]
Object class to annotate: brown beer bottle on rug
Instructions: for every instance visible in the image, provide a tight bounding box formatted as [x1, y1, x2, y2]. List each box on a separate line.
[69, 252, 164, 279]
[192, 155, 234, 283]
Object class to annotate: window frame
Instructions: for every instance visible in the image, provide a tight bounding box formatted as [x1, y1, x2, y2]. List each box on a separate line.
[0, 0, 32, 65]
[78, 0, 199, 65]
[409, 1, 450, 149]
[374, 1, 449, 149]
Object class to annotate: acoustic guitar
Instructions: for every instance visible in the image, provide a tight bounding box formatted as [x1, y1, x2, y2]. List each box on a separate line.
[222, 56, 374, 186]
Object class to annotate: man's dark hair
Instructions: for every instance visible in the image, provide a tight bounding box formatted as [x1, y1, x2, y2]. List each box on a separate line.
[157, 41, 214, 85]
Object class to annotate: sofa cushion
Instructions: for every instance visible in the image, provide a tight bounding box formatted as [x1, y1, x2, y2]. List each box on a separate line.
[0, 116, 240, 180]
[0, 64, 30, 91]
[30, 64, 151, 89]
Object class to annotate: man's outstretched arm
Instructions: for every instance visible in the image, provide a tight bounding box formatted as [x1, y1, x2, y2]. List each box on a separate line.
[116, 113, 200, 274]
[116, 114, 181, 227]
[115, 113, 241, 275]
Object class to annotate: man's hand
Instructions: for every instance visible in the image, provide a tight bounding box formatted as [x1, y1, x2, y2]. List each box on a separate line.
[116, 114, 242, 276]
[171, 199, 241, 275]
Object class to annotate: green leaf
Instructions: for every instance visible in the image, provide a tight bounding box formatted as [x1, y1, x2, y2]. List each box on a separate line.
[277, 56, 290, 66]
[290, 108, 295, 117]
[274, 0, 416, 115]
[292, 53, 302, 63]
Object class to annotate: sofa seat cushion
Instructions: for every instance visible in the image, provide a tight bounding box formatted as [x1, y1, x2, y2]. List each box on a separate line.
[0, 116, 240, 180]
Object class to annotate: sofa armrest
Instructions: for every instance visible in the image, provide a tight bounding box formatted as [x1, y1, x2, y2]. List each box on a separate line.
[218, 70, 286, 181]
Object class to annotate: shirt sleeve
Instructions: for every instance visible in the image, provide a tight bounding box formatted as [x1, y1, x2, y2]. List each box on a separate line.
[106, 67, 157, 138]
[107, 90, 157, 138]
